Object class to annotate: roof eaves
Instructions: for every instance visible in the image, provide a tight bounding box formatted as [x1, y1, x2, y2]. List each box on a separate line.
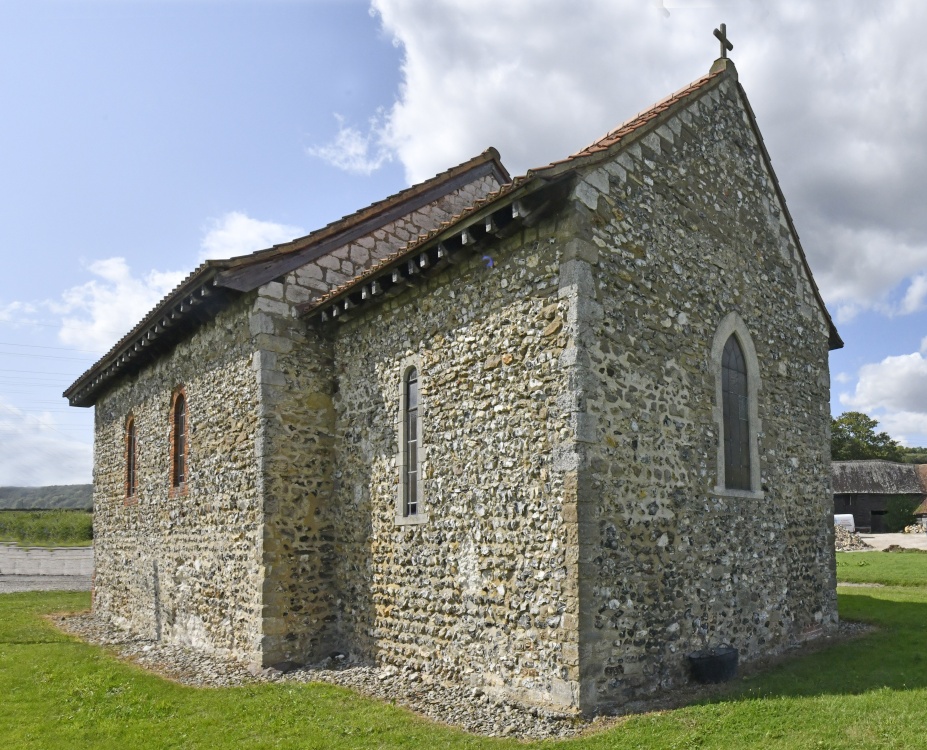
[214, 148, 511, 293]
[527, 68, 725, 180]
[63, 260, 234, 407]
[63, 148, 510, 408]
[298, 174, 556, 319]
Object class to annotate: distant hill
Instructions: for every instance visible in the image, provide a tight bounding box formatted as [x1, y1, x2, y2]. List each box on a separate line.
[0, 485, 93, 510]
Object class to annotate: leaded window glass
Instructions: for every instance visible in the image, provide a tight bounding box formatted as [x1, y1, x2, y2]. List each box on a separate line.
[722, 335, 750, 490]
[403, 368, 419, 516]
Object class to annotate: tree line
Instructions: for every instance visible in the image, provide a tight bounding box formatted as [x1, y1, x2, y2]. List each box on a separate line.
[831, 411, 927, 463]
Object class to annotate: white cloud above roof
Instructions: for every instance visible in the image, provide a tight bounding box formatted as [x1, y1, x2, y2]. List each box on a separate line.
[50, 258, 187, 355]
[841, 351, 927, 443]
[307, 112, 393, 176]
[199, 212, 305, 262]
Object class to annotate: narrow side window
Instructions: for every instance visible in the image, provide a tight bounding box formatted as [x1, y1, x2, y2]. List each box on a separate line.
[722, 335, 750, 490]
[396, 360, 427, 525]
[403, 368, 419, 517]
[170, 390, 187, 489]
[126, 415, 137, 498]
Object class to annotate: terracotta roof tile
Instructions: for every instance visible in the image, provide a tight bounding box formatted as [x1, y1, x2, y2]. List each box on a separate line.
[529, 70, 720, 174]
[302, 70, 727, 317]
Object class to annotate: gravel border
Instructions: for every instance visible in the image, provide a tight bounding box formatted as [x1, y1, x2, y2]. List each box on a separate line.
[0, 575, 91, 593]
[48, 611, 874, 740]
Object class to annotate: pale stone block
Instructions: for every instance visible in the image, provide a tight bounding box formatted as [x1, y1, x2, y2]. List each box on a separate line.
[260, 281, 284, 300]
[549, 678, 580, 708]
[643, 132, 662, 154]
[558, 258, 596, 299]
[655, 123, 675, 144]
[604, 160, 627, 184]
[585, 168, 610, 194]
[284, 285, 311, 304]
[572, 412, 598, 444]
[552, 443, 580, 472]
[255, 333, 294, 355]
[249, 312, 275, 336]
[296, 263, 323, 281]
[574, 181, 600, 211]
[254, 297, 292, 317]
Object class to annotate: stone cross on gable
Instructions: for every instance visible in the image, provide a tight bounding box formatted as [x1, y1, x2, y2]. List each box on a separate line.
[713, 23, 733, 59]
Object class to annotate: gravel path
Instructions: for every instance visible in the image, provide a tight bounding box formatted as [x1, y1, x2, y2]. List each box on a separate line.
[0, 575, 91, 593]
[51, 610, 586, 740]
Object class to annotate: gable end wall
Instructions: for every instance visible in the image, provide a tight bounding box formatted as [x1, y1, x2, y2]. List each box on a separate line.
[572, 76, 837, 710]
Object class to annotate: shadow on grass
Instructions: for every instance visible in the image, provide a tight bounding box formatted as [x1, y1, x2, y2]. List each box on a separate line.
[723, 590, 927, 703]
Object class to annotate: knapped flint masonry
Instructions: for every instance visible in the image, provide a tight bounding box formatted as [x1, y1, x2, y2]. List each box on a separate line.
[67, 48, 841, 714]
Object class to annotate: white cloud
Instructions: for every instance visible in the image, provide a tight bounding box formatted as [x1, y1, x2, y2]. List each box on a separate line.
[200, 211, 305, 262]
[0, 399, 92, 485]
[372, 0, 701, 183]
[877, 411, 927, 446]
[900, 274, 927, 316]
[306, 112, 393, 175]
[343, 0, 927, 314]
[49, 258, 187, 354]
[3, 212, 302, 359]
[842, 352, 927, 414]
[0, 301, 38, 326]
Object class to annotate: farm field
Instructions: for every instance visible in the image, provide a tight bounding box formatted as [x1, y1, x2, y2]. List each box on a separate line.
[0, 510, 93, 548]
[1, 553, 925, 749]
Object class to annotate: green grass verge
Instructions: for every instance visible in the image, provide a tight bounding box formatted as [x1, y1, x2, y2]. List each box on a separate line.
[836, 549, 927, 587]
[0, 509, 93, 547]
[5, 557, 927, 748]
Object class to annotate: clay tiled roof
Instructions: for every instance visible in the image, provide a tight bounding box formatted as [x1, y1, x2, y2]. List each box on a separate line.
[300, 174, 538, 315]
[64, 149, 509, 407]
[301, 68, 733, 319]
[530, 69, 722, 176]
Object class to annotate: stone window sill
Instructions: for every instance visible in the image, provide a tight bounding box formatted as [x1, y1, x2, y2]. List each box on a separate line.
[395, 512, 429, 527]
[712, 487, 765, 500]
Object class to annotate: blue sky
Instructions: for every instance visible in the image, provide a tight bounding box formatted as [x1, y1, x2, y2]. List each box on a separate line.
[2, 0, 927, 485]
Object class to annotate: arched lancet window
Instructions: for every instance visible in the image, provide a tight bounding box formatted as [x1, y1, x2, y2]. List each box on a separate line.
[722, 335, 750, 490]
[171, 390, 187, 488]
[126, 415, 137, 498]
[403, 368, 419, 517]
[711, 312, 762, 497]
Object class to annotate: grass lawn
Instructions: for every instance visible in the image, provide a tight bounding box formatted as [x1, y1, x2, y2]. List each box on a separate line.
[0, 509, 93, 547]
[3, 553, 927, 749]
[837, 548, 927, 587]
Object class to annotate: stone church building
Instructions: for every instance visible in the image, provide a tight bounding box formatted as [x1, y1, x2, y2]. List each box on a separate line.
[66, 56, 841, 713]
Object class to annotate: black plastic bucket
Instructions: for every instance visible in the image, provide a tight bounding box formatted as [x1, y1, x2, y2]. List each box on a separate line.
[688, 646, 739, 684]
